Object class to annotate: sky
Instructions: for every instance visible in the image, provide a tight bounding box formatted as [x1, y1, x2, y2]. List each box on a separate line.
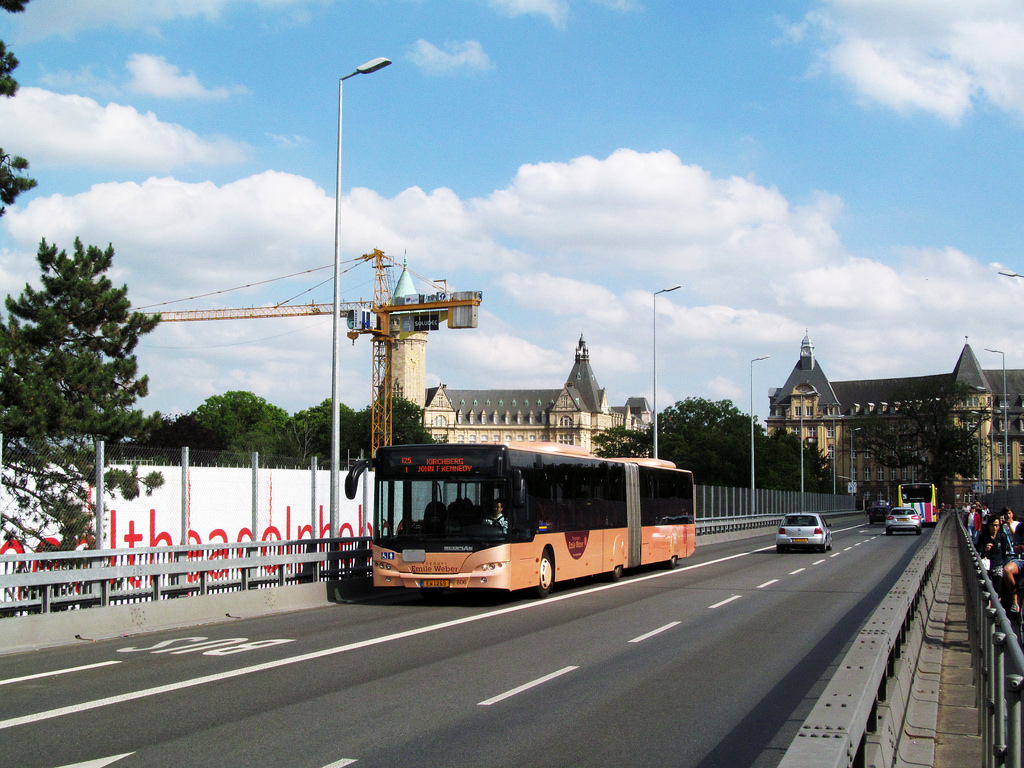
[1, 0, 1024, 424]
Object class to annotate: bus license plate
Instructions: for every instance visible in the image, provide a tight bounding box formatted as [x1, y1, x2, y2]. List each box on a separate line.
[422, 579, 449, 588]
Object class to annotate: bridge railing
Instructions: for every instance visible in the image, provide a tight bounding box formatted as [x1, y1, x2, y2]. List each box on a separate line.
[956, 516, 1024, 768]
[0, 537, 371, 617]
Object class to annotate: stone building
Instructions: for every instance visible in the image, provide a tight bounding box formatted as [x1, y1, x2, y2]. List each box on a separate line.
[766, 332, 1013, 508]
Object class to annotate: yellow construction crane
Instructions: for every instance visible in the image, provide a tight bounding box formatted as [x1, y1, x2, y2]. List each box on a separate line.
[158, 248, 482, 455]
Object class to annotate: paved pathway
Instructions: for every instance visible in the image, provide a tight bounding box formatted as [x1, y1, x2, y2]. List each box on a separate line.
[935, 531, 982, 767]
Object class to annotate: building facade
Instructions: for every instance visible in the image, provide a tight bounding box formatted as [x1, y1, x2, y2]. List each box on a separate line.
[766, 333, 1015, 509]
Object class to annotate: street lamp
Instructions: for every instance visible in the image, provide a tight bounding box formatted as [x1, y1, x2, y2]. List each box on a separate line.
[652, 284, 680, 459]
[849, 425, 861, 503]
[985, 348, 1009, 492]
[330, 57, 391, 537]
[750, 355, 769, 515]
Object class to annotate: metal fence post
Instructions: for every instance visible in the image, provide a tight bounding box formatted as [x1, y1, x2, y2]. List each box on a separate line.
[251, 452, 259, 541]
[94, 439, 104, 549]
[311, 455, 318, 539]
[180, 446, 189, 545]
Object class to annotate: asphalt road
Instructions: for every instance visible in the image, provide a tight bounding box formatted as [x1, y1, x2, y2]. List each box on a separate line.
[0, 521, 929, 768]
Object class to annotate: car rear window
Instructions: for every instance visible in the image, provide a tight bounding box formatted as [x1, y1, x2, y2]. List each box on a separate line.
[783, 515, 817, 526]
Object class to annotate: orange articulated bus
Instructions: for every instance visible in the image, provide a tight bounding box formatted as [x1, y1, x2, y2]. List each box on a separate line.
[345, 442, 696, 597]
[897, 482, 939, 525]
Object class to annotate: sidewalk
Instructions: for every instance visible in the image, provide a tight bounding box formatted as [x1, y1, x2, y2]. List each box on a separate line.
[935, 532, 982, 766]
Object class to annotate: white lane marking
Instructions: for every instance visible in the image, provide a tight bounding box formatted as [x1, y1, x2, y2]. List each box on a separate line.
[55, 754, 133, 767]
[829, 552, 841, 558]
[789, 568, 805, 575]
[629, 621, 680, 644]
[812, 559, 826, 565]
[322, 760, 358, 767]
[709, 595, 742, 609]
[0, 523, 864, 729]
[756, 580, 778, 589]
[0, 661, 121, 687]
[478, 666, 578, 706]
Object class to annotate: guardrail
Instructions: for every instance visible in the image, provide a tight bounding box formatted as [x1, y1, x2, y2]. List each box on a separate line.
[0, 537, 371, 617]
[957, 517, 1024, 768]
[0, 508, 862, 618]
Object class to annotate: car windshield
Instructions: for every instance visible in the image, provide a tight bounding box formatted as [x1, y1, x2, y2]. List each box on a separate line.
[783, 515, 818, 527]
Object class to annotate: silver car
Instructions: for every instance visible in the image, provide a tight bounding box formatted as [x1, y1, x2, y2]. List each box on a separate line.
[885, 506, 922, 536]
[776, 513, 833, 553]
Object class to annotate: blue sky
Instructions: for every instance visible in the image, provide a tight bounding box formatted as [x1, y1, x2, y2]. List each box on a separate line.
[2, 0, 1024, 423]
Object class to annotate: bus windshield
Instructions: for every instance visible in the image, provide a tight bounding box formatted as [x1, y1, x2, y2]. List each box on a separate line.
[375, 475, 520, 547]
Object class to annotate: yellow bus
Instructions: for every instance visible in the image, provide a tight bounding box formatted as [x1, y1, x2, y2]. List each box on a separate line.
[345, 442, 696, 597]
[897, 482, 939, 525]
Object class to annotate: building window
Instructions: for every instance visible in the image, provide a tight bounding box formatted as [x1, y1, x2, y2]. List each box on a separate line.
[877, 467, 884, 481]
[559, 416, 573, 427]
[827, 445, 834, 460]
[433, 415, 447, 427]
[890, 468, 897, 481]
[827, 425, 835, 438]
[795, 406, 802, 417]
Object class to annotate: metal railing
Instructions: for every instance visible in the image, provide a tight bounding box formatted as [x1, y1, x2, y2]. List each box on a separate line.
[0, 537, 371, 617]
[956, 515, 1024, 768]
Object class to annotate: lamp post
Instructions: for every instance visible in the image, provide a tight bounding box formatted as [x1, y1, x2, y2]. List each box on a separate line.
[750, 355, 769, 515]
[985, 348, 1009, 492]
[850, 425, 860, 504]
[652, 284, 680, 459]
[330, 57, 391, 538]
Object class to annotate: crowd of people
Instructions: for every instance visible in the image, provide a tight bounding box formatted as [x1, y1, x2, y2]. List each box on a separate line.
[967, 502, 1024, 615]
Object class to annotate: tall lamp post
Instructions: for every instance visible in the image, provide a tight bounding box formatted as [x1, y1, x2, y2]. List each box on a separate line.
[985, 348, 1009, 492]
[652, 284, 680, 459]
[330, 57, 391, 537]
[750, 355, 769, 515]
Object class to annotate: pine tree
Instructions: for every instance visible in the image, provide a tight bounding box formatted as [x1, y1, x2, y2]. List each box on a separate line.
[0, 238, 163, 548]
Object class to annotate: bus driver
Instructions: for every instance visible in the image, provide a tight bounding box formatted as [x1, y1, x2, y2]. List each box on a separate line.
[484, 499, 507, 533]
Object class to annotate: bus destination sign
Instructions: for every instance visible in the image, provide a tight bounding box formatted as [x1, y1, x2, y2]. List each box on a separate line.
[378, 448, 503, 476]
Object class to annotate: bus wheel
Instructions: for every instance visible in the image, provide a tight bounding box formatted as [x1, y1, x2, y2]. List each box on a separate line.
[609, 563, 623, 582]
[536, 551, 554, 598]
[665, 555, 678, 570]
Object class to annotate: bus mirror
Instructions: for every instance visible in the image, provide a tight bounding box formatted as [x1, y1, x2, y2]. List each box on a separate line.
[511, 469, 525, 507]
[344, 459, 371, 499]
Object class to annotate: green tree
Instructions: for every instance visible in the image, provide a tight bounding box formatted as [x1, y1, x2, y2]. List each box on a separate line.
[391, 396, 435, 447]
[0, 238, 163, 548]
[756, 429, 832, 493]
[592, 426, 651, 459]
[194, 390, 289, 456]
[856, 378, 982, 489]
[0, 1, 37, 217]
[658, 398, 751, 486]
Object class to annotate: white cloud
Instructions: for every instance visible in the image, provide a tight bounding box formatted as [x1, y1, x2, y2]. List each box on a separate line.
[0, 148, 1008, 416]
[10, 0, 312, 41]
[408, 40, 494, 76]
[0, 87, 248, 169]
[489, 0, 570, 27]
[126, 54, 246, 100]
[795, 0, 1024, 121]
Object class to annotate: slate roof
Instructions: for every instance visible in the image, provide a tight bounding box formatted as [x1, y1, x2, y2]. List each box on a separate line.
[772, 339, 1004, 414]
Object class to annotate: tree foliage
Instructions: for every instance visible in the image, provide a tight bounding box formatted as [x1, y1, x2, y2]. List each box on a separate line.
[657, 396, 832, 491]
[856, 378, 983, 489]
[592, 426, 651, 459]
[0, 238, 163, 548]
[0, 1, 37, 217]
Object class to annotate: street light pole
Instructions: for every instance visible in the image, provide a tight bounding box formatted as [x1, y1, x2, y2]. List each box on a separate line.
[652, 284, 680, 459]
[985, 348, 1009, 492]
[330, 57, 391, 538]
[750, 355, 768, 515]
